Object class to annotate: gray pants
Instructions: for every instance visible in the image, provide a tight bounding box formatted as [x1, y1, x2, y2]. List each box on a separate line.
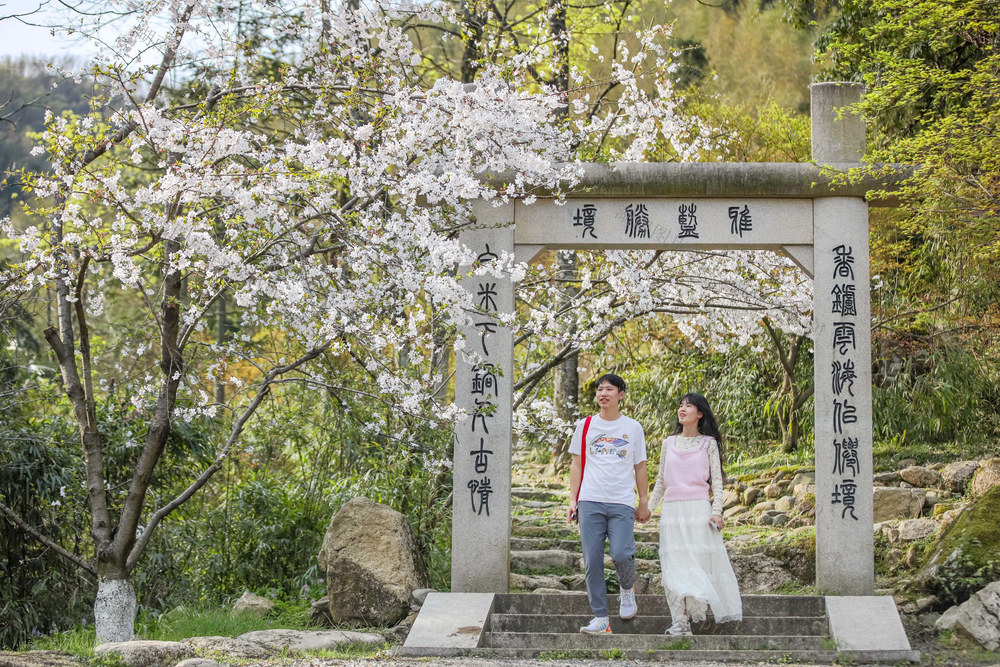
[578, 500, 637, 617]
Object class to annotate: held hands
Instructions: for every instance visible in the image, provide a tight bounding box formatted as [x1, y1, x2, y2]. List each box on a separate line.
[709, 514, 724, 530]
[635, 502, 651, 523]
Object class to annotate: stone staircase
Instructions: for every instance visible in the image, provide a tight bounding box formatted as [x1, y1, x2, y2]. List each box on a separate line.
[481, 592, 841, 661]
[398, 466, 919, 662]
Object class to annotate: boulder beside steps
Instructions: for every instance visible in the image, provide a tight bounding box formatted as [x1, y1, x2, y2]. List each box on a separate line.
[396, 592, 919, 663]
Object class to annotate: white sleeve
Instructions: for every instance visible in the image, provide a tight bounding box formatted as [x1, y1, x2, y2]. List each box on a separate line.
[709, 439, 724, 515]
[633, 422, 647, 464]
[568, 419, 585, 455]
[647, 437, 669, 511]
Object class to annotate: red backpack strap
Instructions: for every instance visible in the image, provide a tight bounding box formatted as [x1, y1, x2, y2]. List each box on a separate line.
[574, 416, 593, 504]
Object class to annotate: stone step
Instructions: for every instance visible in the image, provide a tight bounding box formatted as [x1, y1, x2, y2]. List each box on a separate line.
[511, 488, 564, 501]
[509, 537, 576, 551]
[510, 549, 579, 571]
[490, 614, 828, 636]
[438, 647, 866, 663]
[511, 525, 578, 537]
[493, 593, 827, 617]
[486, 631, 829, 650]
[509, 536, 660, 554]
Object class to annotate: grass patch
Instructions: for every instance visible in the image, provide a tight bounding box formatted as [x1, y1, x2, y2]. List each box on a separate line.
[539, 649, 600, 660]
[773, 581, 820, 595]
[659, 638, 692, 650]
[871, 438, 993, 470]
[635, 546, 658, 560]
[28, 626, 100, 662]
[304, 640, 387, 659]
[28, 602, 322, 662]
[148, 601, 320, 641]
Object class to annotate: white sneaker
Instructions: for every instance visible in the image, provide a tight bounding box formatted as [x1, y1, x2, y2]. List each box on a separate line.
[618, 587, 637, 620]
[580, 616, 612, 634]
[665, 618, 692, 636]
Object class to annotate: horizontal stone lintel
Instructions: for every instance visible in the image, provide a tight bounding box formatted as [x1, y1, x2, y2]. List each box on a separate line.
[488, 162, 907, 205]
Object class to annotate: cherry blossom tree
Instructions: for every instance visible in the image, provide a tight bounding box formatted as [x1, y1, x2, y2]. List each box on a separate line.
[0, 0, 813, 642]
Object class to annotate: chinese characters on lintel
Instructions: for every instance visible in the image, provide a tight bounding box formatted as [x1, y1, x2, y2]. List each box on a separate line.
[729, 204, 752, 237]
[573, 205, 598, 239]
[625, 203, 650, 239]
[678, 203, 699, 238]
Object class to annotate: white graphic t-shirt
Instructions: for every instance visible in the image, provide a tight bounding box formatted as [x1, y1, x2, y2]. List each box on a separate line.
[569, 414, 647, 507]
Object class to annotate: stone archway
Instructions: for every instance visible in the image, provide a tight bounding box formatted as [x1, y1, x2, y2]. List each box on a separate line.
[452, 82, 888, 596]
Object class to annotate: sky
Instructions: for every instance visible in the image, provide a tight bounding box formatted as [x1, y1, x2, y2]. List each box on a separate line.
[0, 0, 92, 59]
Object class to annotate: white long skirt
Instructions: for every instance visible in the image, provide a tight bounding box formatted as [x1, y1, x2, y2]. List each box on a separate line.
[658, 498, 742, 624]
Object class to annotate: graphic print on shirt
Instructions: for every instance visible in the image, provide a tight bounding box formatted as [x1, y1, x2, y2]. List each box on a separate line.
[589, 433, 631, 460]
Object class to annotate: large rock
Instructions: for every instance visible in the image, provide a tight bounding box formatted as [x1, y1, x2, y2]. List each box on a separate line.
[316, 496, 428, 626]
[899, 466, 943, 489]
[729, 553, 794, 593]
[896, 518, 939, 542]
[184, 636, 270, 659]
[774, 495, 796, 512]
[0, 651, 77, 666]
[722, 489, 741, 510]
[237, 629, 384, 652]
[970, 458, 1000, 497]
[941, 460, 981, 493]
[94, 641, 194, 667]
[918, 486, 1000, 597]
[233, 591, 274, 616]
[873, 487, 925, 522]
[787, 471, 815, 491]
[935, 581, 1000, 650]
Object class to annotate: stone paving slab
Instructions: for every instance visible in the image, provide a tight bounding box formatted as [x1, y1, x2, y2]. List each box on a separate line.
[402, 592, 494, 650]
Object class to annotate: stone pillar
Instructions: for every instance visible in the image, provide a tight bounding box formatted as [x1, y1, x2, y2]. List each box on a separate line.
[451, 201, 514, 592]
[811, 82, 875, 595]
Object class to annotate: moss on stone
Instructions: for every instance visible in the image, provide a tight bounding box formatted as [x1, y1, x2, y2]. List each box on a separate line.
[918, 485, 1000, 602]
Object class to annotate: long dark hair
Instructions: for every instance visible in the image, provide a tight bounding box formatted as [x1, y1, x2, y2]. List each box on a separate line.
[670, 392, 727, 481]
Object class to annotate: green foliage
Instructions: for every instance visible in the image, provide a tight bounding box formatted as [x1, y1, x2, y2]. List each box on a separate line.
[920, 486, 1000, 605]
[153, 469, 331, 606]
[873, 342, 1000, 444]
[659, 638, 692, 650]
[0, 302, 91, 650]
[622, 340, 806, 461]
[932, 540, 1000, 607]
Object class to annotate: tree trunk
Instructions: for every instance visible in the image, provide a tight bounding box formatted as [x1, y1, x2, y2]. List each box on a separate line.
[94, 577, 136, 644]
[553, 250, 579, 466]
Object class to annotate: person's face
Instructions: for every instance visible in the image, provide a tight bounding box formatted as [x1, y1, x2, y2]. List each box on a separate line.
[595, 381, 624, 409]
[677, 398, 703, 428]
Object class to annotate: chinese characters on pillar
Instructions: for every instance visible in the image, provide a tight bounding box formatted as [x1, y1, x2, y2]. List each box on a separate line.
[467, 245, 501, 517]
[830, 244, 860, 520]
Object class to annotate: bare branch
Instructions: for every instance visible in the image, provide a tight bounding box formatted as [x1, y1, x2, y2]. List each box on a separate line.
[126, 343, 330, 572]
[0, 500, 97, 577]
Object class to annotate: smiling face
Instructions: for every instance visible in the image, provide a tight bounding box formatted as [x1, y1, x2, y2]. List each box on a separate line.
[595, 380, 625, 410]
[677, 397, 703, 430]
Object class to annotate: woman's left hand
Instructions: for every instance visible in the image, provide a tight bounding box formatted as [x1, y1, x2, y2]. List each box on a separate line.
[709, 514, 724, 530]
